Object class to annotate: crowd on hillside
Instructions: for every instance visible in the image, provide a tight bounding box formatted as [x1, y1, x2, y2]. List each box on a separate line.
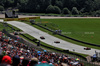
[0, 32, 84, 66]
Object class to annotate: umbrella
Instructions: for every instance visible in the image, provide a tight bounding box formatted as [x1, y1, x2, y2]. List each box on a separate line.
[41, 61, 47, 63]
[75, 58, 79, 61]
[14, 40, 17, 42]
[37, 51, 41, 53]
[38, 62, 41, 64]
[38, 54, 41, 56]
[35, 63, 54, 66]
[3, 36, 5, 38]
[20, 56, 24, 60]
[9, 39, 12, 40]
[44, 50, 47, 52]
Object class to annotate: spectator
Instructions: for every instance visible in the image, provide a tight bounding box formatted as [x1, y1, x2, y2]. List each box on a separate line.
[29, 57, 38, 66]
[0, 32, 84, 66]
[2, 55, 12, 65]
[0, 54, 3, 63]
[12, 55, 20, 66]
[21, 57, 30, 66]
[0, 63, 11, 66]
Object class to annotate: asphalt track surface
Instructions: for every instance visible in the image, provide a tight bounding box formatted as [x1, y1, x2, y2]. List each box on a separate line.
[0, 15, 100, 56]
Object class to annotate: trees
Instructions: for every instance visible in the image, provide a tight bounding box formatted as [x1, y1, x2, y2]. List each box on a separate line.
[0, 6, 4, 11]
[46, 5, 61, 14]
[46, 5, 55, 13]
[84, 0, 95, 12]
[93, 0, 100, 11]
[4, 0, 14, 8]
[55, 1, 63, 9]
[0, 0, 100, 15]
[94, 10, 100, 17]
[54, 6, 61, 14]
[71, 7, 79, 15]
[0, 0, 6, 6]
[62, 0, 72, 10]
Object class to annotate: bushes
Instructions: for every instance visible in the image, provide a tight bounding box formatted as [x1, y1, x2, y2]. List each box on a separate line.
[54, 6, 61, 14]
[46, 5, 55, 13]
[94, 10, 100, 17]
[72, 7, 79, 15]
[62, 8, 70, 14]
[46, 5, 61, 14]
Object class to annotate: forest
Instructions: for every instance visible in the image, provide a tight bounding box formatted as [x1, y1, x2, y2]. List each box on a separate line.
[0, 0, 100, 16]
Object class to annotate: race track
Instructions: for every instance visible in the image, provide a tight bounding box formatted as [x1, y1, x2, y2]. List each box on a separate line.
[4, 20, 99, 56]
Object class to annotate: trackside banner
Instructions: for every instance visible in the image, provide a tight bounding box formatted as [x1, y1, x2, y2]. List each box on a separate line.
[4, 17, 40, 21]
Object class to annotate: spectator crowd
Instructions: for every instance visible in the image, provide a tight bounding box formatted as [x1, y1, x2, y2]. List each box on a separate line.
[0, 32, 84, 66]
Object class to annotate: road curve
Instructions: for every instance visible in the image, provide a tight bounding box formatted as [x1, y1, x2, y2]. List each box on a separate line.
[5, 21, 100, 56]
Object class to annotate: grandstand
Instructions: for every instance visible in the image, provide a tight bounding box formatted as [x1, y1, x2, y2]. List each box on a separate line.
[0, 31, 85, 66]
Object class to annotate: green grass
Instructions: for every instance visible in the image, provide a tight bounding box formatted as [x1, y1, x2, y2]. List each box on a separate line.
[0, 22, 14, 32]
[21, 18, 100, 50]
[40, 18, 100, 45]
[7, 24, 22, 32]
[0, 22, 22, 33]
[0, 23, 5, 31]
[32, 24, 100, 50]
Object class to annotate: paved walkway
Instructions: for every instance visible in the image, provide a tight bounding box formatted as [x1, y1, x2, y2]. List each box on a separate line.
[0, 19, 100, 56]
